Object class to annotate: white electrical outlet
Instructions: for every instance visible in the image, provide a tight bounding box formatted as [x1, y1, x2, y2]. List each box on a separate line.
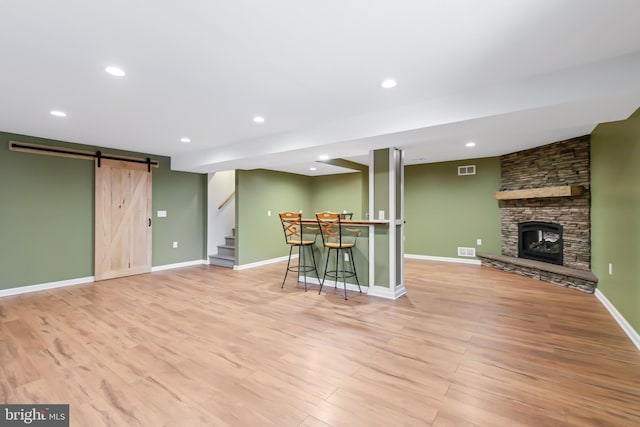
[477, 239, 482, 246]
[378, 210, 385, 220]
[157, 210, 167, 218]
[608, 263, 613, 275]
[344, 253, 349, 262]
[267, 210, 271, 217]
[173, 241, 178, 248]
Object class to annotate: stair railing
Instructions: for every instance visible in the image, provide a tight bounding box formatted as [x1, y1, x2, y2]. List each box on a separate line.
[218, 191, 235, 210]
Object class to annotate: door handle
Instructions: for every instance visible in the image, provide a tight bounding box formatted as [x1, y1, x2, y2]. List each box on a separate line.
[148, 218, 152, 227]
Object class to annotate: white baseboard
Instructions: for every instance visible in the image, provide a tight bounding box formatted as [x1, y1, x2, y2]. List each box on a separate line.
[151, 259, 207, 272]
[595, 289, 640, 352]
[299, 276, 406, 300]
[0, 260, 208, 299]
[302, 276, 368, 294]
[367, 284, 406, 300]
[0, 276, 95, 298]
[234, 254, 297, 271]
[405, 254, 481, 265]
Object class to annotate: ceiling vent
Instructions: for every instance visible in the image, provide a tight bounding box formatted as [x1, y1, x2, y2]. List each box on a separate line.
[458, 165, 476, 176]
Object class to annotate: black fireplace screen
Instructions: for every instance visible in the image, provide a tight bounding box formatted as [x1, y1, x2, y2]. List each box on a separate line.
[518, 221, 563, 265]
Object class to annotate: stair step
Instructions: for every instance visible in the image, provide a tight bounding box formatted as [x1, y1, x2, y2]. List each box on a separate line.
[209, 254, 235, 268]
[217, 244, 235, 257]
[225, 236, 235, 246]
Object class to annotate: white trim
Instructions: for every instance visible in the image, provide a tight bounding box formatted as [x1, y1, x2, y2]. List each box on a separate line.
[405, 254, 482, 265]
[298, 276, 322, 287]
[398, 148, 405, 291]
[301, 275, 406, 300]
[0, 276, 94, 298]
[367, 284, 406, 300]
[369, 150, 374, 218]
[1, 259, 209, 298]
[388, 148, 396, 292]
[368, 224, 375, 288]
[595, 289, 640, 352]
[368, 150, 375, 288]
[300, 276, 366, 293]
[234, 254, 296, 271]
[151, 259, 207, 272]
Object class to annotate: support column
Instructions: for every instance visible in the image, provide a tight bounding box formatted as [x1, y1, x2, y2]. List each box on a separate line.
[368, 148, 406, 299]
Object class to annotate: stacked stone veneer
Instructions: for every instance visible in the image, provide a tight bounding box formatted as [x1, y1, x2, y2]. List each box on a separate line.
[499, 135, 591, 270]
[479, 254, 597, 293]
[481, 135, 597, 292]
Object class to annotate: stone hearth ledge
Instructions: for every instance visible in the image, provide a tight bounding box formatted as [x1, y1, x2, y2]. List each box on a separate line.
[477, 253, 598, 293]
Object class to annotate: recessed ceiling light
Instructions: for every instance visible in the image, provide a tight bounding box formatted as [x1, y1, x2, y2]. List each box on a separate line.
[253, 116, 265, 123]
[310, 167, 317, 171]
[381, 79, 397, 89]
[50, 110, 67, 117]
[180, 137, 191, 143]
[318, 154, 330, 161]
[105, 66, 126, 77]
[466, 141, 476, 148]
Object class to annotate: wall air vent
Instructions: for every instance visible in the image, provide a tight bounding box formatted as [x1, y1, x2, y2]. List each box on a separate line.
[457, 247, 476, 257]
[458, 165, 476, 176]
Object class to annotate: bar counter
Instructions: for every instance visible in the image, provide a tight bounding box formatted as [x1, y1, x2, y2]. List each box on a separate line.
[300, 218, 389, 226]
[297, 218, 390, 292]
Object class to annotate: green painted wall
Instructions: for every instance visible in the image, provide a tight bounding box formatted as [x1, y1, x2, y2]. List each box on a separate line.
[310, 172, 362, 218]
[371, 149, 393, 287]
[320, 158, 369, 214]
[0, 132, 207, 290]
[235, 169, 312, 265]
[310, 172, 369, 285]
[591, 108, 640, 333]
[152, 167, 208, 265]
[235, 169, 367, 266]
[373, 149, 390, 218]
[404, 157, 501, 258]
[236, 156, 501, 274]
[0, 135, 94, 288]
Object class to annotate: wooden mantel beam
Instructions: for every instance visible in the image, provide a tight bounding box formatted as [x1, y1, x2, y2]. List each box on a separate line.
[495, 185, 584, 200]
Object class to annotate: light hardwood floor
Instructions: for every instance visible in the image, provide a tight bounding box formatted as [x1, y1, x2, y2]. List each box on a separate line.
[1, 260, 639, 426]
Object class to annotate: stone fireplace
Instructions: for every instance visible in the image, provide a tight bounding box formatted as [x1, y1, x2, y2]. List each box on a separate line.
[478, 135, 598, 292]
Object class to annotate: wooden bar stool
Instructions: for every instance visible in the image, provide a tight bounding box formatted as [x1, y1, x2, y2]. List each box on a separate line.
[315, 211, 362, 300]
[279, 212, 319, 291]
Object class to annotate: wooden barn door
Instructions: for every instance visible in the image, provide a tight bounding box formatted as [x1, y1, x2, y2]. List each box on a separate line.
[95, 159, 152, 281]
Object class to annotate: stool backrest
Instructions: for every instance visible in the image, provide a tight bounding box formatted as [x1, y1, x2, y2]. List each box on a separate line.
[279, 211, 304, 244]
[316, 211, 342, 246]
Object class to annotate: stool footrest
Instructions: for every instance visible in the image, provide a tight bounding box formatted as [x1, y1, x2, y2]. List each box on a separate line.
[288, 265, 318, 274]
[323, 269, 357, 280]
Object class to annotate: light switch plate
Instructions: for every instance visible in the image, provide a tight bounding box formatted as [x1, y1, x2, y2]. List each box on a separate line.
[157, 210, 167, 217]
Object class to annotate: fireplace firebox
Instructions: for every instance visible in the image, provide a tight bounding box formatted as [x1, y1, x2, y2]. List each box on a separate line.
[518, 221, 563, 265]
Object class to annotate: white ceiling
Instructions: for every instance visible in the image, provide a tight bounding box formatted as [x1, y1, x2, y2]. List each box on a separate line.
[2, 1, 640, 176]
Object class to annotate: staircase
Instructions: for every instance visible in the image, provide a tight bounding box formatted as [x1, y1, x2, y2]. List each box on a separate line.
[209, 230, 236, 268]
